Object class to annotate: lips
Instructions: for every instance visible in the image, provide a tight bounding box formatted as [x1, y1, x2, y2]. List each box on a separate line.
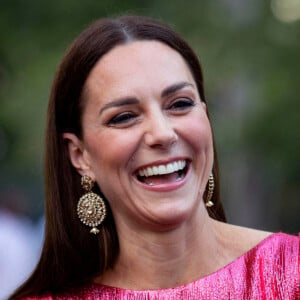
[135, 159, 189, 186]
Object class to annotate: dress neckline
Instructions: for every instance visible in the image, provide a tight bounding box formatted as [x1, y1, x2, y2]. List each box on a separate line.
[90, 232, 285, 293]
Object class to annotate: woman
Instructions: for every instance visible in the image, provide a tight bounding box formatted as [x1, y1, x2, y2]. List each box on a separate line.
[11, 16, 299, 299]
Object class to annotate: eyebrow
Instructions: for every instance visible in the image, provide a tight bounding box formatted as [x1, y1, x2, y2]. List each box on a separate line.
[161, 81, 194, 98]
[99, 81, 195, 115]
[99, 97, 139, 115]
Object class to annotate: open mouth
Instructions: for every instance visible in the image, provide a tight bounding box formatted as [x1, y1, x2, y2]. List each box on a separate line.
[136, 159, 189, 186]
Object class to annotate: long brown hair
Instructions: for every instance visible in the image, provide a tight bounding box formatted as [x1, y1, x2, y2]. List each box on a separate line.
[10, 15, 226, 299]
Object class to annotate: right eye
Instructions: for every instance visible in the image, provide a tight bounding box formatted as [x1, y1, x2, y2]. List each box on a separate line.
[107, 112, 137, 126]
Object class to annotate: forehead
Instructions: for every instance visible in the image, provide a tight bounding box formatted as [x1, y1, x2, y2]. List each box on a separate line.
[84, 40, 194, 100]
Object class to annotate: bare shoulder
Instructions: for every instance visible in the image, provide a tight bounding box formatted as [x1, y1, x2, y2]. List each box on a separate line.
[212, 220, 273, 256]
[227, 223, 272, 244]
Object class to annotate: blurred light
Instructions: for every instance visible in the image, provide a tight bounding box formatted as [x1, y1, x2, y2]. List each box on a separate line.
[271, 0, 300, 23]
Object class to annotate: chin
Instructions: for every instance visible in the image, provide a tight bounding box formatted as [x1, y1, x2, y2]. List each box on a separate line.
[145, 205, 196, 231]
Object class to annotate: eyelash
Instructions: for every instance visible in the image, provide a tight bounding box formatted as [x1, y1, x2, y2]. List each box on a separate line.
[108, 112, 136, 126]
[107, 98, 195, 126]
[169, 98, 195, 110]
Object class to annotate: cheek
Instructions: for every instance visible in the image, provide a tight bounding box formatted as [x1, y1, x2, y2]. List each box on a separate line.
[86, 131, 140, 172]
[181, 114, 213, 152]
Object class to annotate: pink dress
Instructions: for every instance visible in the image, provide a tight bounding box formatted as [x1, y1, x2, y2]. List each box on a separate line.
[26, 232, 300, 299]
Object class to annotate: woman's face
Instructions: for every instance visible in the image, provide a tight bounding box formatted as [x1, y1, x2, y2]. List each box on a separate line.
[74, 41, 213, 231]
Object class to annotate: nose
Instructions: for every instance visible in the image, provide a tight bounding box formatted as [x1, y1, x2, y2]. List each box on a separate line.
[144, 111, 178, 149]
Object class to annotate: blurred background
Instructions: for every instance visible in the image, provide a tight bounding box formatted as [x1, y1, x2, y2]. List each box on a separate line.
[0, 0, 299, 298]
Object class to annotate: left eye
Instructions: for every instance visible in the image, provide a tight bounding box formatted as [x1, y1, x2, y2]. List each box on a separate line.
[169, 98, 195, 110]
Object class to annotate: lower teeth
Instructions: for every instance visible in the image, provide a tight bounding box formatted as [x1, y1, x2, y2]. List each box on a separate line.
[176, 169, 184, 181]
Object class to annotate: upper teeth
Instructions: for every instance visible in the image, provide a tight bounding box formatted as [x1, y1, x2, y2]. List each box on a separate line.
[138, 160, 186, 177]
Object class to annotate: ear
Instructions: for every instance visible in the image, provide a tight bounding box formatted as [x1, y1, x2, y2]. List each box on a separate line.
[63, 133, 94, 179]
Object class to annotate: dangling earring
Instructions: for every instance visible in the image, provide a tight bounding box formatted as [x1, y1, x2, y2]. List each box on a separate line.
[205, 173, 215, 207]
[77, 175, 106, 234]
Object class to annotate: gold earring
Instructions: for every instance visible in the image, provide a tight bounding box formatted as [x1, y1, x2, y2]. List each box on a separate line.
[77, 175, 106, 234]
[205, 173, 215, 208]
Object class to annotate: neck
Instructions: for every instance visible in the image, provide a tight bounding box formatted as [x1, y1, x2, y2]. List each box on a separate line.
[96, 204, 225, 290]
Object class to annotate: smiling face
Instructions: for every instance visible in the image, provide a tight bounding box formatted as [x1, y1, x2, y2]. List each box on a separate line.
[66, 41, 214, 232]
